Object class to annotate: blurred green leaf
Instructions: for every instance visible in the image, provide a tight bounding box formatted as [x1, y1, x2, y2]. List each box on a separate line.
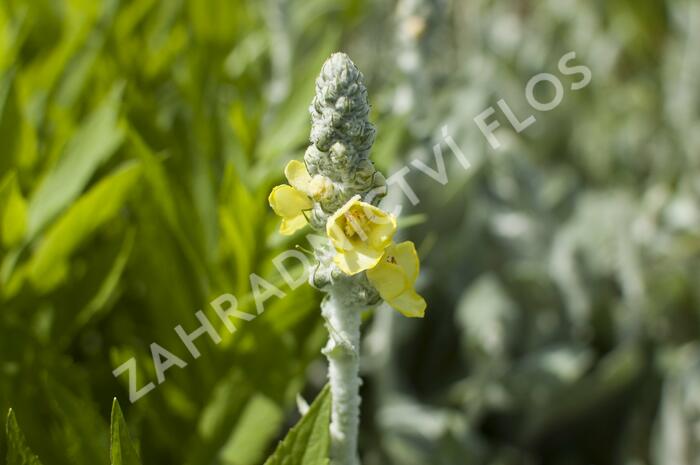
[5, 409, 43, 465]
[256, 31, 339, 167]
[0, 174, 27, 248]
[110, 398, 142, 465]
[219, 394, 284, 465]
[27, 85, 124, 238]
[28, 161, 141, 292]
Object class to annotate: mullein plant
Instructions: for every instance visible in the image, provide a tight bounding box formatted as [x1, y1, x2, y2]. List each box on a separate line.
[269, 52, 427, 465]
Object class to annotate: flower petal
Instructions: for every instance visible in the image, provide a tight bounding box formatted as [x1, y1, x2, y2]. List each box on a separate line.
[269, 185, 312, 218]
[361, 205, 397, 248]
[327, 195, 361, 235]
[393, 241, 420, 283]
[280, 214, 308, 235]
[387, 289, 426, 318]
[333, 241, 384, 275]
[284, 160, 313, 193]
[366, 259, 408, 300]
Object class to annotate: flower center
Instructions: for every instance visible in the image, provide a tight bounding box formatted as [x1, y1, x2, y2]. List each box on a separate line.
[343, 208, 370, 240]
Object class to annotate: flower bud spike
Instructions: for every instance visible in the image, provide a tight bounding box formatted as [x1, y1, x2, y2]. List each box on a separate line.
[268, 52, 427, 465]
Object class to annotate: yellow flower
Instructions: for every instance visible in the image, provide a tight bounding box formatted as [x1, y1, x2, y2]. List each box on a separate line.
[269, 160, 332, 235]
[367, 241, 426, 318]
[326, 195, 396, 275]
[268, 184, 311, 235]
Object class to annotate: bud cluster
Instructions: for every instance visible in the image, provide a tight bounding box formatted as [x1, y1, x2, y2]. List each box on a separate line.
[304, 53, 387, 230]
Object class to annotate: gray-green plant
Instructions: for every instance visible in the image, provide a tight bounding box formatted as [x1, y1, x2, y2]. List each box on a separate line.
[305, 53, 385, 465]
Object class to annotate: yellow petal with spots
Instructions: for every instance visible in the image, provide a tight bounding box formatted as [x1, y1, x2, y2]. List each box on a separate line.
[392, 241, 419, 283]
[367, 241, 426, 318]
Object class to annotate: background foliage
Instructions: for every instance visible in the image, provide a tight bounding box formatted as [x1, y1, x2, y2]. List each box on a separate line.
[1, 0, 699, 464]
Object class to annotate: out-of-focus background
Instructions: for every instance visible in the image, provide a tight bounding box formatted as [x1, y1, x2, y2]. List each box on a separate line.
[1, 0, 699, 464]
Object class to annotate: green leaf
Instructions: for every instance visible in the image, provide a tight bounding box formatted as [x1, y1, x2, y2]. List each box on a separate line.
[127, 129, 209, 283]
[0, 74, 22, 177]
[28, 161, 141, 292]
[5, 409, 43, 465]
[27, 84, 124, 237]
[110, 398, 142, 465]
[263, 385, 331, 465]
[0, 174, 27, 248]
[218, 394, 284, 465]
[52, 228, 135, 346]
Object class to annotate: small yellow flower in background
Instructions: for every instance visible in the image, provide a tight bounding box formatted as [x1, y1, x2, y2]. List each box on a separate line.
[269, 160, 333, 235]
[367, 241, 426, 318]
[327, 195, 397, 275]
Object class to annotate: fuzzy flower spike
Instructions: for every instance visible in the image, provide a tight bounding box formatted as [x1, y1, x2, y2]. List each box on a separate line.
[268, 52, 427, 465]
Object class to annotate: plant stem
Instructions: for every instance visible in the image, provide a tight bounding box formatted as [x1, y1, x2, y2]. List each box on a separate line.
[321, 287, 362, 465]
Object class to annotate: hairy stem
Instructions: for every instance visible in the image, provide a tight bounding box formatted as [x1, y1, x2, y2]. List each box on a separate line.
[321, 289, 362, 465]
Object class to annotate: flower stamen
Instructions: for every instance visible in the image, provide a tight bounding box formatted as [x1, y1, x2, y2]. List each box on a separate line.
[343, 210, 369, 241]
